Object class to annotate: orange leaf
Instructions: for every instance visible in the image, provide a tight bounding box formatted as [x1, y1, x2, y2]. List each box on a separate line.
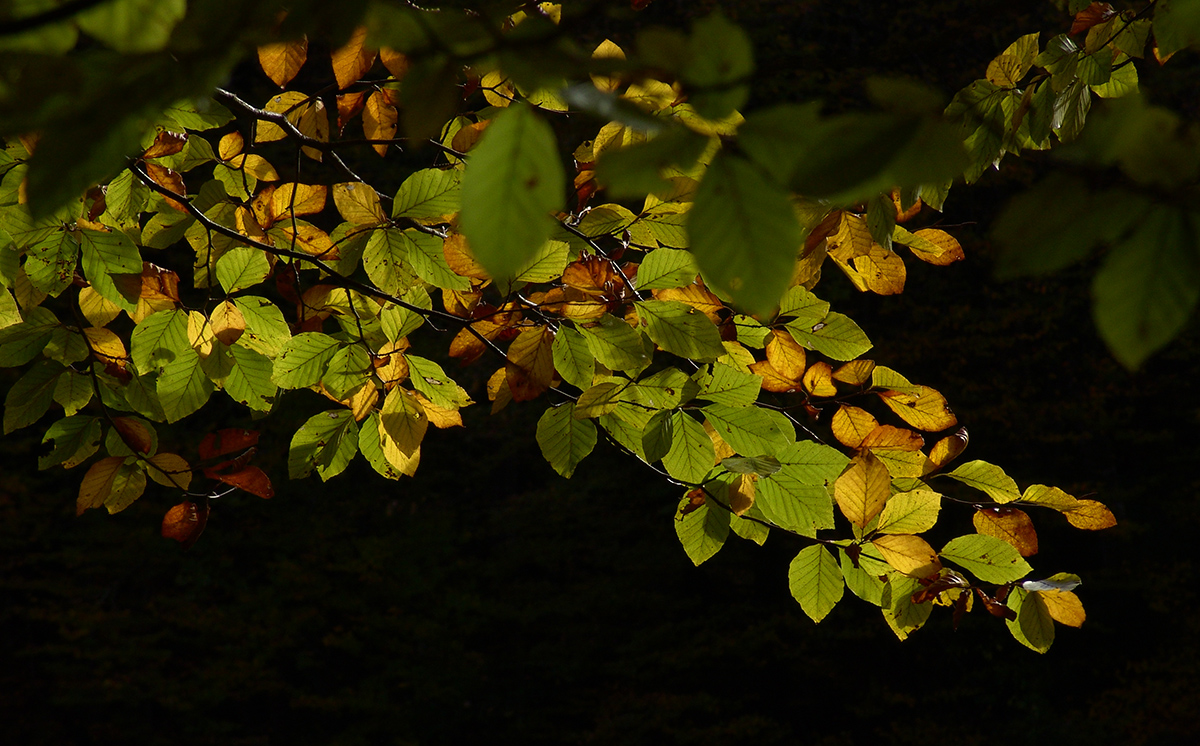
[878, 385, 957, 432]
[852, 242, 906, 295]
[271, 182, 327, 220]
[831, 405, 878, 448]
[331, 26, 376, 90]
[748, 359, 801, 393]
[218, 131, 244, 161]
[1038, 590, 1086, 627]
[891, 189, 921, 223]
[802, 361, 836, 397]
[832, 359, 875, 386]
[452, 121, 491, 153]
[833, 451, 889, 527]
[336, 91, 368, 133]
[973, 506, 1039, 557]
[728, 474, 755, 515]
[928, 426, 969, 469]
[1070, 2, 1115, 35]
[161, 500, 210, 549]
[363, 90, 398, 156]
[276, 223, 337, 260]
[139, 262, 181, 302]
[142, 130, 187, 160]
[765, 329, 806, 380]
[144, 162, 187, 212]
[258, 36, 308, 88]
[214, 466, 274, 499]
[442, 232, 491, 281]
[379, 48, 410, 79]
[861, 424, 925, 452]
[1064, 499, 1117, 530]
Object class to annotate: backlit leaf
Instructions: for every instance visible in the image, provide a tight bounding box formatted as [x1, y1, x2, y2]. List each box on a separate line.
[756, 469, 835, 537]
[872, 534, 941, 578]
[363, 90, 399, 156]
[878, 385, 957, 431]
[578, 313, 650, 372]
[637, 248, 699, 290]
[77, 456, 123, 514]
[333, 182, 387, 225]
[258, 36, 309, 88]
[785, 312, 872, 361]
[380, 386, 427, 458]
[392, 168, 462, 220]
[877, 489, 942, 534]
[289, 409, 359, 480]
[833, 451, 890, 527]
[332, 26, 377, 91]
[536, 403, 597, 478]
[831, 405, 879, 449]
[1064, 499, 1118, 530]
[674, 490, 730, 566]
[1005, 587, 1054, 653]
[702, 403, 792, 457]
[946, 459, 1020, 503]
[973, 506, 1038, 556]
[940, 534, 1032, 583]
[662, 411, 715, 484]
[789, 545, 844, 622]
[272, 333, 340, 388]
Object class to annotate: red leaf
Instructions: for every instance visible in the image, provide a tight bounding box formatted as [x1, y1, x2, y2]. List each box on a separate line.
[112, 416, 153, 453]
[199, 428, 261, 461]
[1069, 2, 1115, 35]
[162, 500, 210, 548]
[214, 466, 274, 499]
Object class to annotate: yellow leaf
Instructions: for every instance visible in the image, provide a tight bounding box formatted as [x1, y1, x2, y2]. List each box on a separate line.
[228, 154, 280, 181]
[829, 212, 873, 260]
[831, 404, 878, 448]
[375, 339, 410, 389]
[331, 26, 377, 90]
[861, 424, 924, 452]
[378, 426, 420, 476]
[704, 419, 736, 461]
[590, 39, 626, 93]
[211, 300, 245, 346]
[255, 91, 309, 144]
[188, 310, 215, 358]
[235, 206, 270, 244]
[652, 283, 724, 324]
[878, 385, 957, 431]
[802, 360, 837, 397]
[877, 489, 941, 534]
[852, 242, 906, 295]
[363, 90, 398, 156]
[505, 325, 556, 401]
[749, 359, 801, 393]
[147, 453, 193, 491]
[872, 534, 942, 578]
[729, 473, 756, 515]
[333, 182, 386, 225]
[379, 386, 427, 457]
[481, 70, 516, 108]
[276, 223, 337, 260]
[258, 36, 308, 88]
[765, 329, 806, 379]
[487, 366, 512, 414]
[218, 131, 244, 161]
[79, 287, 121, 327]
[973, 506, 1039, 556]
[1037, 589, 1085, 627]
[77, 456, 124, 514]
[415, 391, 463, 429]
[321, 378, 380, 421]
[1020, 484, 1080, 511]
[336, 90, 368, 132]
[834, 451, 889, 527]
[295, 98, 330, 161]
[622, 79, 676, 111]
[907, 228, 965, 266]
[1064, 499, 1118, 530]
[832, 359, 875, 386]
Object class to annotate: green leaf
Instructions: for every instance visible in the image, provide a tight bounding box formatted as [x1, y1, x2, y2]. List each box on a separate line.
[578, 313, 650, 372]
[1092, 205, 1200, 369]
[53, 370, 94, 416]
[225, 345, 277, 411]
[721, 455, 781, 476]
[682, 11, 752, 119]
[3, 360, 62, 433]
[130, 310, 190, 374]
[460, 103, 564, 280]
[1005, 587, 1055, 653]
[288, 410, 360, 481]
[380, 288, 429, 342]
[160, 99, 235, 132]
[945, 460, 1021, 503]
[513, 240, 570, 284]
[689, 152, 801, 315]
[940, 534, 1033, 583]
[877, 489, 942, 534]
[673, 492, 730, 566]
[643, 249, 700, 291]
[40, 415, 103, 470]
[76, 0, 186, 53]
[551, 325, 595, 390]
[881, 574, 933, 640]
[234, 297, 291, 358]
[157, 349, 214, 423]
[0, 306, 58, 367]
[273, 333, 340, 389]
[866, 194, 896, 252]
[702, 403, 792, 457]
[698, 362, 761, 407]
[380, 387, 427, 457]
[25, 230, 78, 296]
[79, 227, 141, 312]
[216, 246, 272, 294]
[599, 404, 651, 460]
[662, 411, 715, 483]
[777, 286, 831, 325]
[322, 346, 371, 400]
[1154, 0, 1200, 57]
[403, 229, 470, 291]
[574, 381, 627, 418]
[359, 412, 403, 480]
[841, 547, 890, 606]
[756, 467, 835, 537]
[785, 312, 872, 361]
[945, 80, 1009, 183]
[626, 367, 697, 410]
[641, 409, 674, 463]
[636, 299, 725, 360]
[406, 354, 468, 409]
[392, 168, 462, 220]
[789, 545, 844, 623]
[775, 440, 850, 485]
[104, 460, 147, 514]
[536, 403, 597, 478]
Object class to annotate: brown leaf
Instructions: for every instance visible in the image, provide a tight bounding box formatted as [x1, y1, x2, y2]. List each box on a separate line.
[111, 416, 153, 454]
[1070, 2, 1115, 35]
[214, 466, 274, 499]
[974, 587, 1018, 621]
[336, 91, 368, 133]
[258, 36, 308, 88]
[973, 506, 1039, 557]
[139, 262, 181, 303]
[161, 500, 210, 549]
[363, 90, 398, 156]
[199, 428, 260, 461]
[77, 456, 124, 515]
[144, 162, 187, 212]
[679, 488, 706, 519]
[142, 130, 187, 160]
[331, 26, 377, 90]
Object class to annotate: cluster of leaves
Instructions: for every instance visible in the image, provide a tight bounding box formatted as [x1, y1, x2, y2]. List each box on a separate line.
[0, 0, 1147, 652]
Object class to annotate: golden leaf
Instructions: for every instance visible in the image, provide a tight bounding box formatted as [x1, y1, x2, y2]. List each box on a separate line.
[1064, 499, 1118, 530]
[833, 451, 889, 527]
[729, 474, 756, 515]
[749, 359, 801, 393]
[375, 339, 410, 389]
[852, 242, 906, 295]
[872, 534, 942, 578]
[271, 183, 327, 220]
[379, 386, 427, 457]
[505, 325, 555, 401]
[77, 456, 124, 515]
[336, 91, 368, 132]
[211, 300, 246, 346]
[590, 39, 626, 93]
[276, 223, 337, 260]
[1020, 484, 1080, 511]
[79, 287, 121, 327]
[973, 506, 1039, 557]
[258, 36, 308, 88]
[928, 426, 969, 470]
[487, 366, 512, 414]
[765, 329, 806, 379]
[379, 48, 409, 79]
[331, 26, 377, 90]
[1037, 589, 1086, 627]
[878, 385, 957, 432]
[861, 424, 925, 452]
[83, 327, 128, 366]
[704, 419, 736, 461]
[829, 212, 873, 260]
[481, 70, 517, 108]
[147, 453, 193, 491]
[442, 233, 491, 280]
[832, 359, 875, 386]
[907, 229, 964, 266]
[228, 154, 280, 181]
[831, 405, 879, 449]
[802, 360, 837, 397]
[142, 130, 187, 160]
[188, 310, 215, 358]
[415, 392, 464, 429]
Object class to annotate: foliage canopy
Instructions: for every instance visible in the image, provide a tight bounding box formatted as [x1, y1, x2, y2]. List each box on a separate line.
[6, 0, 1193, 652]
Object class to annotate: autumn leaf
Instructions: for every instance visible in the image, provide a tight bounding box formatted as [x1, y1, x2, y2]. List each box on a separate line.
[872, 534, 942, 578]
[161, 500, 210, 549]
[973, 506, 1039, 556]
[331, 26, 377, 90]
[833, 451, 889, 527]
[259, 36, 308, 88]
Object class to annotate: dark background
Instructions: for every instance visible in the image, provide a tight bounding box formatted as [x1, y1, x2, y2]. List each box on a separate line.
[4, 1, 1200, 744]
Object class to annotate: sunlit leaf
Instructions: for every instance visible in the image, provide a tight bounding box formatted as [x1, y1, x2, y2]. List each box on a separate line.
[872, 534, 941, 578]
[789, 545, 844, 622]
[945, 459, 1020, 503]
[940, 534, 1033, 583]
[536, 403, 597, 478]
[674, 490, 730, 565]
[973, 506, 1038, 556]
[833, 451, 890, 527]
[877, 489, 941, 535]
